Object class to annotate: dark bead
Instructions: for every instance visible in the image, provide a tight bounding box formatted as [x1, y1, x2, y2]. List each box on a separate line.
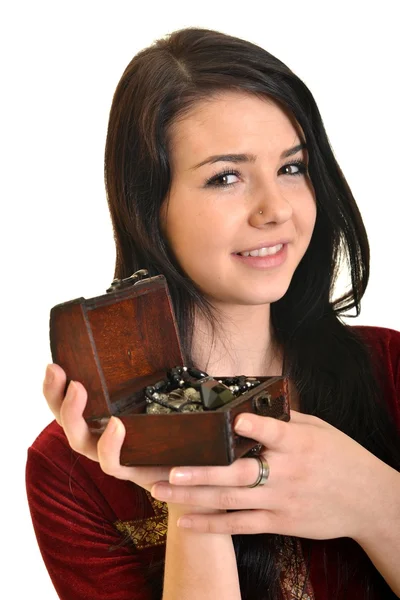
[200, 379, 235, 410]
[145, 387, 155, 401]
[179, 370, 190, 382]
[188, 367, 209, 379]
[154, 380, 167, 391]
[168, 374, 181, 387]
[167, 367, 181, 380]
[164, 380, 174, 391]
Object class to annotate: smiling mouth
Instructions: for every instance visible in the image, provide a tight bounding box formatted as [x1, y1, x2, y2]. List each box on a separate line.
[235, 244, 284, 257]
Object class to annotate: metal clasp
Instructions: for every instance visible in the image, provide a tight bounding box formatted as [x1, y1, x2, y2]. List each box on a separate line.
[106, 269, 149, 293]
[253, 392, 272, 416]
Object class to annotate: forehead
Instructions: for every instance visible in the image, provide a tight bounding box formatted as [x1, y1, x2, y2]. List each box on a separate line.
[168, 91, 304, 169]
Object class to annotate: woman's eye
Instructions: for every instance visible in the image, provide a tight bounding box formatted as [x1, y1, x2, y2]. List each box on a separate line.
[280, 160, 308, 176]
[206, 171, 240, 187]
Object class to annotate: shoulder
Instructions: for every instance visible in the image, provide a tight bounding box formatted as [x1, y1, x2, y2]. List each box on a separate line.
[350, 325, 400, 371]
[351, 324, 400, 348]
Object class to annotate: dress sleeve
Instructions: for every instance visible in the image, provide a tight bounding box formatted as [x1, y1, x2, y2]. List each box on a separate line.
[354, 325, 400, 428]
[26, 426, 157, 600]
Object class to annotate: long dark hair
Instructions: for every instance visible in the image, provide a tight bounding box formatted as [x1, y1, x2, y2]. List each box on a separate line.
[104, 28, 400, 599]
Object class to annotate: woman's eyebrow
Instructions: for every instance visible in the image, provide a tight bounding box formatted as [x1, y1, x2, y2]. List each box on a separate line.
[191, 143, 307, 170]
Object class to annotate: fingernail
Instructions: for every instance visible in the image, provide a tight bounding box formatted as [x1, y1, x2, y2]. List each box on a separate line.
[107, 416, 118, 434]
[234, 417, 252, 434]
[68, 380, 77, 398]
[170, 468, 192, 483]
[151, 484, 172, 500]
[44, 365, 54, 385]
[178, 517, 192, 528]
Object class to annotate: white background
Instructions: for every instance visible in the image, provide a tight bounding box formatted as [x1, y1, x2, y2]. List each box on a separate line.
[1, 1, 399, 597]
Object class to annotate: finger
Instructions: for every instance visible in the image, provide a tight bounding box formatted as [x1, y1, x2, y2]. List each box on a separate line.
[98, 417, 171, 487]
[151, 482, 274, 510]
[43, 363, 67, 425]
[97, 417, 133, 480]
[60, 380, 99, 462]
[176, 509, 280, 535]
[234, 413, 292, 450]
[289, 410, 313, 423]
[290, 410, 324, 427]
[169, 457, 264, 487]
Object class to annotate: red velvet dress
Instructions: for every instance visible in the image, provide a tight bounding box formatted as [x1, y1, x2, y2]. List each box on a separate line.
[26, 326, 400, 600]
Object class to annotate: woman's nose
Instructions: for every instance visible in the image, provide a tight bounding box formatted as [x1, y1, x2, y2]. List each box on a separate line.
[248, 185, 293, 227]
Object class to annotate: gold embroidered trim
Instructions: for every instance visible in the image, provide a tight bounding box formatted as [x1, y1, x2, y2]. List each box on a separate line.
[114, 491, 168, 550]
[276, 538, 315, 600]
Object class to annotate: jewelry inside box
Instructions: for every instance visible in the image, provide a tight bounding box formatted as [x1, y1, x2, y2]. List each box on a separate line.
[145, 366, 261, 414]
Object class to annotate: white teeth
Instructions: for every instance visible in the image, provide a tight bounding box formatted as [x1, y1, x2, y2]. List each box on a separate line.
[239, 244, 283, 257]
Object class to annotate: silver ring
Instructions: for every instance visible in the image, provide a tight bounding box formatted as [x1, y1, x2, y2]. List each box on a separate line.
[247, 455, 270, 488]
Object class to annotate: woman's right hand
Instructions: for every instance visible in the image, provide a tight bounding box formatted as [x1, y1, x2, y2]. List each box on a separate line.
[43, 363, 171, 492]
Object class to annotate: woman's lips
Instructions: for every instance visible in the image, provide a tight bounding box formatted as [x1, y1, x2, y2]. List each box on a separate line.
[232, 243, 288, 269]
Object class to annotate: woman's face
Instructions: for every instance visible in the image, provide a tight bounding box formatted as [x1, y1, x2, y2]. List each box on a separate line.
[162, 91, 316, 307]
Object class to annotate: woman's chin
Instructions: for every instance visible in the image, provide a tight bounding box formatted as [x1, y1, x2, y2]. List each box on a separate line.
[240, 293, 287, 306]
[211, 286, 290, 307]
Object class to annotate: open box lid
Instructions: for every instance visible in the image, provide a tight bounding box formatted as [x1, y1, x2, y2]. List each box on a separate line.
[49, 272, 184, 420]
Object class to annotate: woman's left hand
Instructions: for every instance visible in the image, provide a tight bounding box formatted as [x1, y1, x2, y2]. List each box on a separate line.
[151, 410, 391, 541]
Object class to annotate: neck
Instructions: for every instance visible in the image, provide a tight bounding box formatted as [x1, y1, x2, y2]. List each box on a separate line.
[191, 302, 283, 377]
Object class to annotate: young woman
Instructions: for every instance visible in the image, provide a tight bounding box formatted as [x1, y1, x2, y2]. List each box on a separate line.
[26, 27, 400, 600]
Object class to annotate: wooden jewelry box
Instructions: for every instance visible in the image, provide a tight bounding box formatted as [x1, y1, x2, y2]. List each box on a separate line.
[49, 270, 291, 466]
